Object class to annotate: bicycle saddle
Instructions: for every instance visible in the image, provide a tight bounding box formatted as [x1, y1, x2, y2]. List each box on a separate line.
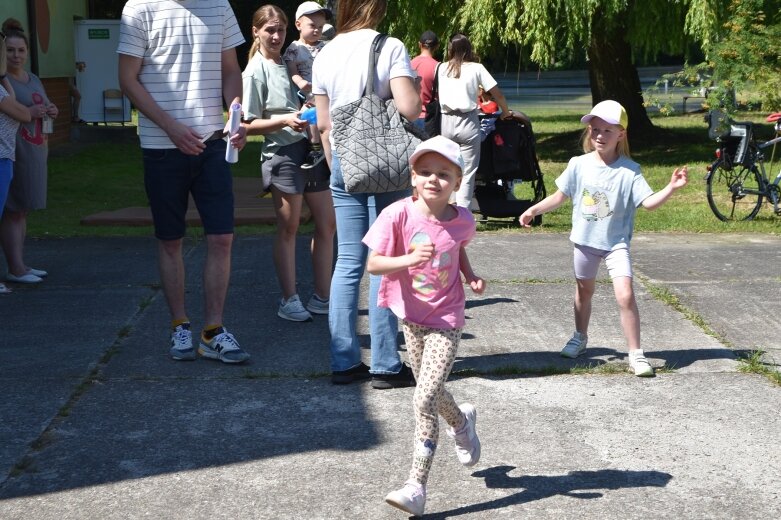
[766, 112, 781, 122]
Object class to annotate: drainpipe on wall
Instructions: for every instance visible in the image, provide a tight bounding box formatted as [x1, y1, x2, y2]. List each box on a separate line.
[26, 0, 39, 75]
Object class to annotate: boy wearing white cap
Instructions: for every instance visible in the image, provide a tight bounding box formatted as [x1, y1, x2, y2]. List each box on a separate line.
[520, 100, 689, 377]
[283, 1, 331, 169]
[363, 136, 485, 516]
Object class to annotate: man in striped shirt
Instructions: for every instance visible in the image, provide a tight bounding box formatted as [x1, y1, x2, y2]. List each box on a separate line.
[118, 0, 250, 364]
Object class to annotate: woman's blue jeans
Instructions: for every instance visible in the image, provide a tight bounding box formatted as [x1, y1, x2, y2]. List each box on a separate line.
[0, 159, 12, 212]
[329, 153, 409, 374]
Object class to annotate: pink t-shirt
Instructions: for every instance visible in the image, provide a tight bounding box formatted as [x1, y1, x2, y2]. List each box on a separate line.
[363, 197, 476, 329]
[411, 55, 439, 119]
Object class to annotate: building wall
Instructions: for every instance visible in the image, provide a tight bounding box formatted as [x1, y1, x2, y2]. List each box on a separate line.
[4, 0, 89, 144]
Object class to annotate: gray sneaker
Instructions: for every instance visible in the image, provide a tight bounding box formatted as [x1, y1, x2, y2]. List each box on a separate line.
[198, 328, 250, 364]
[278, 294, 313, 322]
[169, 324, 196, 361]
[306, 294, 329, 315]
[560, 332, 588, 358]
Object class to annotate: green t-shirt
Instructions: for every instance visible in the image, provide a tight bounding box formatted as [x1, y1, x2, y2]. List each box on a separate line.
[242, 53, 305, 161]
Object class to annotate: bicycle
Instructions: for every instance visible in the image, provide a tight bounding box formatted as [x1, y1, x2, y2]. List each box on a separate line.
[704, 110, 781, 221]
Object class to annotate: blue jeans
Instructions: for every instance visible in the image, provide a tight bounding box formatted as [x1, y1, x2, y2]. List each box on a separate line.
[329, 153, 410, 374]
[0, 159, 12, 212]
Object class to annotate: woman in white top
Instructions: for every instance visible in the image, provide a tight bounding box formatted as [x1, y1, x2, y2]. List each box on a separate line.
[437, 33, 513, 209]
[312, 0, 419, 389]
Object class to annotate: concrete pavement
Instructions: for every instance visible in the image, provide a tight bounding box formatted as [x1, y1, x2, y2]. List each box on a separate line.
[0, 232, 779, 519]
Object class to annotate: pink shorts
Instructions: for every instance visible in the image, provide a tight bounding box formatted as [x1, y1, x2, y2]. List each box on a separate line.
[573, 244, 632, 280]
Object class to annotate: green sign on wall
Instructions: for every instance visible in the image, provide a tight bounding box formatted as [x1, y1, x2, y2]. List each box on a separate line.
[88, 28, 110, 39]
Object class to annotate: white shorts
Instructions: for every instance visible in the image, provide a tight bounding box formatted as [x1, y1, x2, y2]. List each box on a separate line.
[573, 244, 632, 280]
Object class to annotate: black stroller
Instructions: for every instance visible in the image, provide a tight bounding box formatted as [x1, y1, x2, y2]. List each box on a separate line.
[473, 115, 546, 225]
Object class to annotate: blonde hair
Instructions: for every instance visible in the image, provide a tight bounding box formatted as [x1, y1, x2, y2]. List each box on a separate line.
[580, 125, 631, 158]
[336, 0, 387, 33]
[248, 5, 287, 60]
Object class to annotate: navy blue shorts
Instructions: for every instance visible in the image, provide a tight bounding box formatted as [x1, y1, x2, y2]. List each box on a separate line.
[142, 138, 234, 240]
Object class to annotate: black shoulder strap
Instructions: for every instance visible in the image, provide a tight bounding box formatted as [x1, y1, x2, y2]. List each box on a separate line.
[366, 33, 389, 96]
[431, 62, 441, 99]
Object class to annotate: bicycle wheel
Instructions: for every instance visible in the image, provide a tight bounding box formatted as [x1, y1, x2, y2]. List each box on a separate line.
[706, 161, 764, 221]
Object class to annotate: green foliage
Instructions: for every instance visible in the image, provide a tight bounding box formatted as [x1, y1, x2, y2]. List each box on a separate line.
[384, 0, 459, 53]
[709, 0, 781, 110]
[647, 0, 781, 113]
[386, 1, 721, 68]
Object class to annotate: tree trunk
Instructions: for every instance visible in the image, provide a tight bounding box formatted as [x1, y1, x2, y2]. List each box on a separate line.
[587, 14, 654, 138]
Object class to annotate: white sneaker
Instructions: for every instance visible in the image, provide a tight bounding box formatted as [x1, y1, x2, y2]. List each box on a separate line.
[560, 332, 588, 358]
[306, 294, 329, 315]
[278, 294, 313, 322]
[385, 480, 426, 516]
[629, 349, 654, 377]
[169, 324, 196, 361]
[447, 403, 481, 467]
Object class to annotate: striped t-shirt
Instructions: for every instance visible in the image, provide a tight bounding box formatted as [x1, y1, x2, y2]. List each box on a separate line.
[117, 0, 244, 149]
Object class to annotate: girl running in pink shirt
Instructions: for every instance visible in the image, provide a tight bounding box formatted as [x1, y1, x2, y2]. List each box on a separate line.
[363, 135, 485, 516]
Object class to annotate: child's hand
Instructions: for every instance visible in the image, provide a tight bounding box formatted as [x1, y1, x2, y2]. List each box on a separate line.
[407, 243, 434, 267]
[671, 165, 689, 189]
[468, 277, 486, 295]
[287, 113, 306, 132]
[519, 210, 535, 228]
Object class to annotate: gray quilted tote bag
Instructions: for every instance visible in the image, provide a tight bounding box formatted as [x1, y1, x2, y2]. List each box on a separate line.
[331, 34, 421, 193]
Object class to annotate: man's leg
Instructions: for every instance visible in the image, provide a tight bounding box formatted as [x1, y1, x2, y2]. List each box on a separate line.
[158, 238, 187, 321]
[203, 233, 233, 326]
[191, 140, 248, 363]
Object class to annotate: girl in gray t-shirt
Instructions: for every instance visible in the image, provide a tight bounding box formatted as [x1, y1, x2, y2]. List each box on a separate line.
[519, 100, 688, 377]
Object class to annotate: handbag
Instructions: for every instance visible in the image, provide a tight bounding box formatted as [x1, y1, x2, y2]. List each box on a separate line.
[423, 63, 442, 138]
[330, 33, 420, 193]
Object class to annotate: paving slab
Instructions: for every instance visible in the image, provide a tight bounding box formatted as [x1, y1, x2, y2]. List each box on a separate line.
[0, 375, 778, 519]
[1, 233, 780, 519]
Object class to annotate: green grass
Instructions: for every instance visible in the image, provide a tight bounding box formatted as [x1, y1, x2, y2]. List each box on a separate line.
[736, 350, 781, 386]
[33, 108, 781, 237]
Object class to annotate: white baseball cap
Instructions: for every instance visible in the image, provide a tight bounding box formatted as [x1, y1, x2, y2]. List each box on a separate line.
[410, 136, 465, 173]
[581, 100, 629, 129]
[296, 1, 331, 21]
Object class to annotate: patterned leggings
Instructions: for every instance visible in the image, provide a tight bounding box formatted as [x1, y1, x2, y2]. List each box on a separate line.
[402, 320, 466, 486]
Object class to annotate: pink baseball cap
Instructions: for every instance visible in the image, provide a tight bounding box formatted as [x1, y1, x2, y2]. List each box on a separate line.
[581, 100, 629, 129]
[410, 136, 465, 173]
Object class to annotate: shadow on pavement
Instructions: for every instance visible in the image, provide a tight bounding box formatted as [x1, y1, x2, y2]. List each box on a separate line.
[427, 466, 672, 518]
